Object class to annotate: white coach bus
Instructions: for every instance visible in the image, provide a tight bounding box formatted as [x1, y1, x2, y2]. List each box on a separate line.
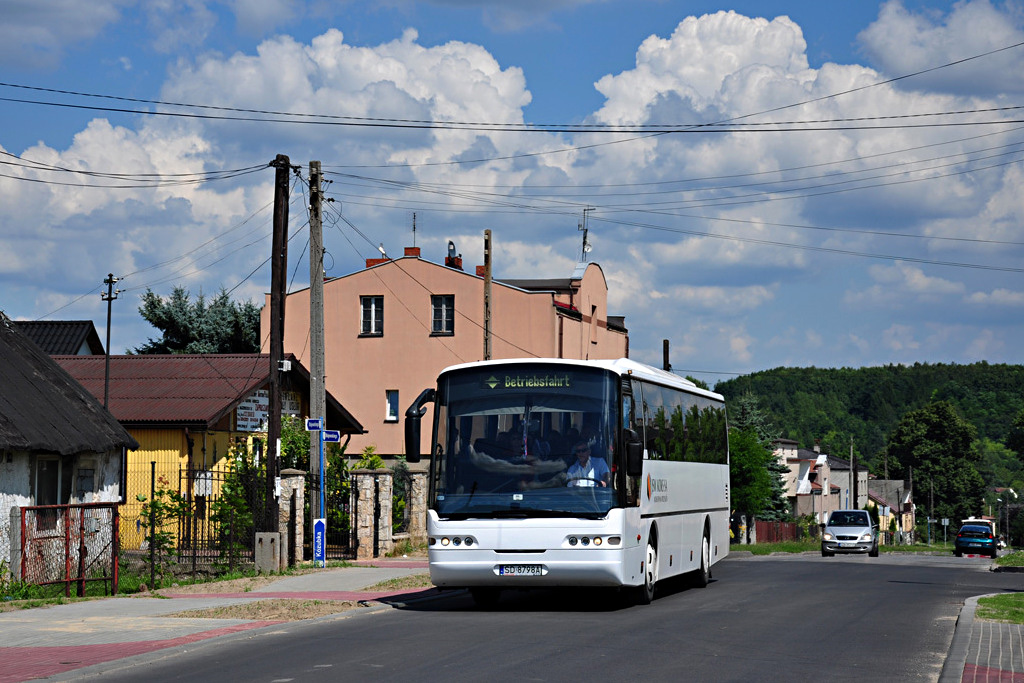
[405, 357, 730, 606]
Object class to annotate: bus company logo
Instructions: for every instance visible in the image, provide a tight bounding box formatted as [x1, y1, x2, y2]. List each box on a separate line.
[646, 474, 668, 503]
[485, 375, 500, 389]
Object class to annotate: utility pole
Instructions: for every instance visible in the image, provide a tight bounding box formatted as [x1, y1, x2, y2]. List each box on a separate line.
[483, 229, 492, 360]
[850, 435, 857, 510]
[101, 274, 120, 409]
[266, 154, 290, 533]
[308, 161, 326, 490]
[929, 478, 934, 545]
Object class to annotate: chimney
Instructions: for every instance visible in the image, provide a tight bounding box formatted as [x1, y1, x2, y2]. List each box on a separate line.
[365, 256, 390, 268]
[404, 247, 421, 258]
[445, 240, 463, 270]
[476, 265, 486, 277]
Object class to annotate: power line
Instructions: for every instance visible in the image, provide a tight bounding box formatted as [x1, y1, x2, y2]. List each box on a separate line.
[3, 90, 1023, 133]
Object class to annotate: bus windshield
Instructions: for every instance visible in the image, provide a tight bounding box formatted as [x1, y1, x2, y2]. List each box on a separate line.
[430, 363, 620, 519]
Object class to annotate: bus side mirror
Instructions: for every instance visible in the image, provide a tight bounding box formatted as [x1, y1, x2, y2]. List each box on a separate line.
[404, 388, 435, 464]
[624, 428, 643, 477]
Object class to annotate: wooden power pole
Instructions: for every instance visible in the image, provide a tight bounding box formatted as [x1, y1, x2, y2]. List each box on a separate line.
[266, 154, 290, 533]
[483, 229, 492, 360]
[308, 160, 326, 482]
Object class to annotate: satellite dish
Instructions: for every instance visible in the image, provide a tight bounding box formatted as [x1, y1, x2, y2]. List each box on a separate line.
[448, 240, 457, 258]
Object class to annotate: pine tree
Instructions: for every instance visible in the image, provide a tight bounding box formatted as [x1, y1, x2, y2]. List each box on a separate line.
[730, 392, 790, 521]
[133, 286, 261, 354]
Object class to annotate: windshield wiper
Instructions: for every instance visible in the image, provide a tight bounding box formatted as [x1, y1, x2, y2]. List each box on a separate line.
[443, 508, 602, 519]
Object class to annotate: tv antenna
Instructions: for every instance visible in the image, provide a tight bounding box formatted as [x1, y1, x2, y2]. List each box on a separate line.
[578, 207, 594, 262]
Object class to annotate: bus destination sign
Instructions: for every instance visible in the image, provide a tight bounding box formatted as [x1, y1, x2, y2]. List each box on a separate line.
[484, 373, 572, 390]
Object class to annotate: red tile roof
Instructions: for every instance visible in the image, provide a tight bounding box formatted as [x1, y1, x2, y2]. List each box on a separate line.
[54, 354, 362, 433]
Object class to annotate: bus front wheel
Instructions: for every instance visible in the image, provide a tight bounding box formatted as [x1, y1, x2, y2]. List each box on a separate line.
[692, 531, 711, 588]
[635, 541, 658, 605]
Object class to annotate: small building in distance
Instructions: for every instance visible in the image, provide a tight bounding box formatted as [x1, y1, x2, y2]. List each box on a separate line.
[55, 353, 362, 549]
[15, 320, 105, 355]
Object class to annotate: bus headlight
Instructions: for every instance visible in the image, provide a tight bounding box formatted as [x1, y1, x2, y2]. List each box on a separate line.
[568, 536, 578, 546]
[593, 537, 603, 546]
[441, 537, 450, 546]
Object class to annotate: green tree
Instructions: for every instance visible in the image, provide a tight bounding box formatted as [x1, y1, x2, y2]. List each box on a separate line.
[133, 286, 260, 354]
[729, 428, 774, 530]
[685, 375, 710, 391]
[729, 392, 789, 520]
[886, 401, 985, 522]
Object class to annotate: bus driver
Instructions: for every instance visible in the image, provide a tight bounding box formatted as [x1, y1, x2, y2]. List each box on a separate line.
[566, 441, 610, 487]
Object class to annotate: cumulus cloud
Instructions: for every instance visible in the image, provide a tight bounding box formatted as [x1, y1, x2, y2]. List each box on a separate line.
[145, 0, 219, 53]
[966, 288, 1024, 305]
[229, 0, 302, 36]
[858, 0, 1024, 95]
[0, 0, 129, 69]
[846, 262, 966, 306]
[882, 323, 920, 351]
[4, 6, 1024, 370]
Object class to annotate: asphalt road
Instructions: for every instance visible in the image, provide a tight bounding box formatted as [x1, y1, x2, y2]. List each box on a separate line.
[85, 551, 1018, 683]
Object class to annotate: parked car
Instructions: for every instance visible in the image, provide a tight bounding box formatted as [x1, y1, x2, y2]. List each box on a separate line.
[821, 509, 879, 557]
[954, 524, 998, 558]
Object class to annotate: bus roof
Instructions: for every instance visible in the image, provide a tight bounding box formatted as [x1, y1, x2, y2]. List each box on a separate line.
[437, 357, 724, 402]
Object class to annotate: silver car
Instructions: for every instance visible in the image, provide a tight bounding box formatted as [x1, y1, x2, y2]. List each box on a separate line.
[821, 509, 879, 557]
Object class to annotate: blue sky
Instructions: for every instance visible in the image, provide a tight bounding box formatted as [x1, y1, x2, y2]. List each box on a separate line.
[1, 0, 1023, 388]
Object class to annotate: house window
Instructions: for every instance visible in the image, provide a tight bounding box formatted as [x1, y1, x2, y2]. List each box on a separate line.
[361, 296, 383, 336]
[386, 390, 399, 422]
[431, 295, 454, 335]
[35, 456, 69, 531]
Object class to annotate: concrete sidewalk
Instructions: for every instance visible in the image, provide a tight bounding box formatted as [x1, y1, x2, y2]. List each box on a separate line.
[0, 558, 432, 683]
[941, 593, 1024, 683]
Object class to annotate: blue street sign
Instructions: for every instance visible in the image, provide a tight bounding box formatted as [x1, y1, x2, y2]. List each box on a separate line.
[313, 518, 326, 567]
[323, 430, 341, 442]
[305, 418, 323, 431]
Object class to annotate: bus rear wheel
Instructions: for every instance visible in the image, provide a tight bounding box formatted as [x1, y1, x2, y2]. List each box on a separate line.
[635, 541, 658, 605]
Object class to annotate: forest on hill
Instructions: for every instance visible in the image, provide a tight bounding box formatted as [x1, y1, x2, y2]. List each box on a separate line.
[714, 362, 1024, 483]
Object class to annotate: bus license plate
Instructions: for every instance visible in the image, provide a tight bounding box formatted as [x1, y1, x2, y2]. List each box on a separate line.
[499, 564, 542, 576]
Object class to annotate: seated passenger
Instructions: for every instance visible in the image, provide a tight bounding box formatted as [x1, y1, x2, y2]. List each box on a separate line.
[566, 441, 610, 488]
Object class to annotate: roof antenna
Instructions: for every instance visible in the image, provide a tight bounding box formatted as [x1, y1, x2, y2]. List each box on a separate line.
[412, 211, 417, 248]
[578, 207, 594, 262]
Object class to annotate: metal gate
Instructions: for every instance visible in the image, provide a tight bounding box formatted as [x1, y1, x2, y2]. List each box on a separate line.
[306, 472, 354, 559]
[16, 503, 119, 597]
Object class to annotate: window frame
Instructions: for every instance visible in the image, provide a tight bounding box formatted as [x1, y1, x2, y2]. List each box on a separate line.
[430, 294, 455, 336]
[385, 389, 400, 423]
[360, 295, 384, 337]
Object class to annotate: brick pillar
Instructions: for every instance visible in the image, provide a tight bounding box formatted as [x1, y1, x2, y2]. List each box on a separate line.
[353, 469, 393, 560]
[407, 472, 428, 544]
[279, 469, 306, 566]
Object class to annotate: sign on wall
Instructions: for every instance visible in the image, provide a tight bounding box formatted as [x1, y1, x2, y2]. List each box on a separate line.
[235, 390, 302, 432]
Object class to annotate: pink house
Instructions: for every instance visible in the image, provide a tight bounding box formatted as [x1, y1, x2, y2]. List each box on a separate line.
[262, 244, 629, 457]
